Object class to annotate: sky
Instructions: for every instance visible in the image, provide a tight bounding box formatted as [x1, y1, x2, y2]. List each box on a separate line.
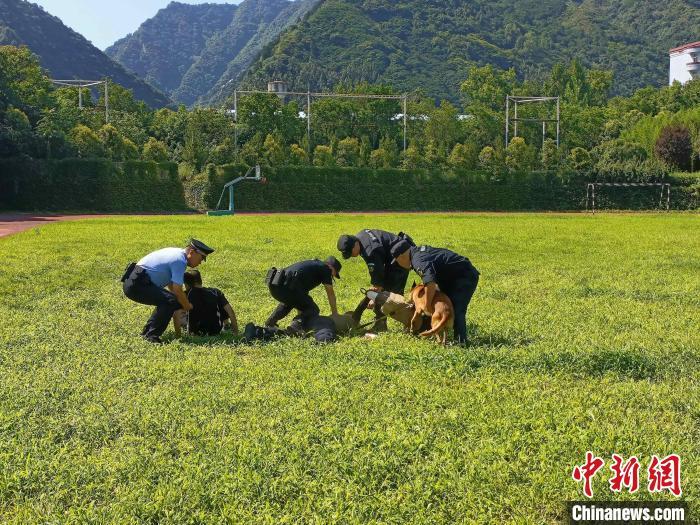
[31, 0, 240, 51]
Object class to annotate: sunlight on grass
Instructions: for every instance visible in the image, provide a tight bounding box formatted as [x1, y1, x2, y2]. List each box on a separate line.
[0, 213, 698, 523]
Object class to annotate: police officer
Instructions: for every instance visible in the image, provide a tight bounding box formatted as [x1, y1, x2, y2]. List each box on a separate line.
[122, 239, 214, 343]
[264, 256, 341, 328]
[337, 229, 414, 330]
[390, 240, 479, 344]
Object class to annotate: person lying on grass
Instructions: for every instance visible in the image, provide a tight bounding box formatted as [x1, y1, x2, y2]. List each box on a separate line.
[173, 270, 238, 337]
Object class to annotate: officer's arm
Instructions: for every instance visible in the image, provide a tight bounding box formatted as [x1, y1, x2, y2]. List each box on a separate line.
[172, 310, 185, 337]
[367, 253, 385, 290]
[324, 284, 339, 316]
[168, 283, 193, 311]
[424, 282, 438, 314]
[224, 304, 239, 334]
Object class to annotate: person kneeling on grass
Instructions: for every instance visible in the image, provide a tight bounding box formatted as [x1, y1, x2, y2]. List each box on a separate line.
[264, 256, 342, 330]
[122, 239, 214, 344]
[173, 270, 239, 337]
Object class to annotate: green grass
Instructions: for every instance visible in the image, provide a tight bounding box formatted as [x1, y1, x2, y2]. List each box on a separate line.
[0, 213, 698, 524]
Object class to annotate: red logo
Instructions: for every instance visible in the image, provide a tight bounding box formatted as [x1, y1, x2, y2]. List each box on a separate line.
[572, 451, 605, 498]
[648, 454, 682, 497]
[573, 453, 681, 498]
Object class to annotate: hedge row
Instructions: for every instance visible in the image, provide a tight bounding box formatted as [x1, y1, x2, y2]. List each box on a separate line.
[1, 160, 697, 212]
[205, 165, 699, 212]
[0, 158, 186, 211]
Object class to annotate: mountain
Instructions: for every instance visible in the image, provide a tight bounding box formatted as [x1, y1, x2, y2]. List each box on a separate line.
[105, 2, 237, 99]
[241, 0, 700, 101]
[0, 0, 171, 108]
[106, 0, 320, 107]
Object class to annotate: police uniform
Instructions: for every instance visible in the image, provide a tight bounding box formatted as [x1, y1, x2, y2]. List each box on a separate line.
[338, 229, 414, 328]
[186, 287, 231, 336]
[122, 239, 214, 343]
[264, 257, 340, 327]
[402, 244, 479, 344]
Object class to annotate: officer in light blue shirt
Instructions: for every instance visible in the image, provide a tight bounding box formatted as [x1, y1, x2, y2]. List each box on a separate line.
[122, 239, 214, 343]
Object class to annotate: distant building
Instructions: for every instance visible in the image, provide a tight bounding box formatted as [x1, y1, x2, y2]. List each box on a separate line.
[669, 41, 700, 85]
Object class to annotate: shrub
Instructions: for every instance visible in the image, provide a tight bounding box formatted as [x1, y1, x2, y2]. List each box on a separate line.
[654, 124, 693, 171]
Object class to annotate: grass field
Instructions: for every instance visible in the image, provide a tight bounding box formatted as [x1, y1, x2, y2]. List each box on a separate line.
[0, 213, 698, 524]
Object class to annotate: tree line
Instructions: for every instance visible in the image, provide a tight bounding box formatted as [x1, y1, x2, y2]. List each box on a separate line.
[2, 45, 700, 181]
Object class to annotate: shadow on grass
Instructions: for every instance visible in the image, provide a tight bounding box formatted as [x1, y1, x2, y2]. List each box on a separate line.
[528, 348, 658, 381]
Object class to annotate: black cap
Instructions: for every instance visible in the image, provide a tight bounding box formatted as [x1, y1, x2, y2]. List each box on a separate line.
[325, 256, 342, 279]
[389, 240, 412, 265]
[189, 238, 214, 260]
[337, 234, 358, 259]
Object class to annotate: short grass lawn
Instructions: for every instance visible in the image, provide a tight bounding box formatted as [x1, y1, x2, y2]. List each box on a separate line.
[0, 213, 698, 523]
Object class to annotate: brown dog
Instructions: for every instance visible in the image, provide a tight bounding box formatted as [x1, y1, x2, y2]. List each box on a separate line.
[410, 283, 454, 344]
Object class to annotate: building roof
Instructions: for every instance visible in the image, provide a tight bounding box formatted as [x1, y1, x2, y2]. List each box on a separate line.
[670, 41, 700, 54]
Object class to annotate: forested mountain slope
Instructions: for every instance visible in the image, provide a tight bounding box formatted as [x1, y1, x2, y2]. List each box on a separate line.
[0, 0, 171, 107]
[242, 0, 700, 101]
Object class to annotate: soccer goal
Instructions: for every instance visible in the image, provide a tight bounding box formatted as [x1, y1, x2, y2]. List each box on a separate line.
[585, 183, 671, 213]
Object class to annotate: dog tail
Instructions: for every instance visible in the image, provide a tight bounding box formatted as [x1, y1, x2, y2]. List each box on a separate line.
[420, 314, 451, 337]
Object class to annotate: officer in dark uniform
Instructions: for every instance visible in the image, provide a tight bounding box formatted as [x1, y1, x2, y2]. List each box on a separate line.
[122, 239, 214, 343]
[264, 256, 342, 329]
[337, 229, 414, 330]
[390, 240, 480, 344]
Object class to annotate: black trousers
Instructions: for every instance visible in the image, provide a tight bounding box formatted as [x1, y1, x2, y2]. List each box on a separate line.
[441, 272, 479, 344]
[123, 268, 180, 340]
[265, 284, 320, 326]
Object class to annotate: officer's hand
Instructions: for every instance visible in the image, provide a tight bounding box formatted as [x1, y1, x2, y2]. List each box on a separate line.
[183, 302, 194, 311]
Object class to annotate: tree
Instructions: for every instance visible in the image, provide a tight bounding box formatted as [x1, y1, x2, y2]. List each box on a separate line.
[401, 143, 424, 169]
[540, 138, 560, 170]
[98, 124, 131, 161]
[69, 124, 104, 158]
[506, 137, 536, 172]
[461, 65, 517, 147]
[263, 134, 285, 166]
[142, 137, 169, 162]
[0, 46, 52, 121]
[425, 101, 462, 156]
[568, 147, 592, 171]
[122, 138, 139, 160]
[313, 145, 335, 167]
[237, 93, 282, 141]
[335, 137, 360, 167]
[654, 124, 693, 171]
[289, 143, 308, 165]
[448, 143, 478, 170]
[0, 107, 33, 157]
